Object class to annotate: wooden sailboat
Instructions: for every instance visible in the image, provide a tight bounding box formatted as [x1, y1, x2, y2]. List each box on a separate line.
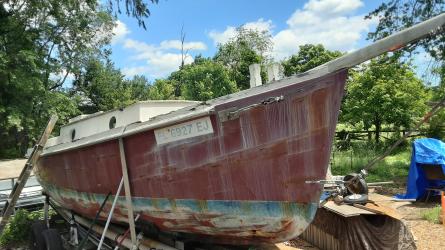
[35, 13, 445, 244]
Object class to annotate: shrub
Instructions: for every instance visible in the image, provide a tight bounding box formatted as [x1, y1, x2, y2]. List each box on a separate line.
[0, 209, 47, 247]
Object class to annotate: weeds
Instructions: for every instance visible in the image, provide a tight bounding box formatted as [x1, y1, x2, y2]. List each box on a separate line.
[331, 141, 411, 182]
[0, 209, 52, 247]
[421, 206, 442, 224]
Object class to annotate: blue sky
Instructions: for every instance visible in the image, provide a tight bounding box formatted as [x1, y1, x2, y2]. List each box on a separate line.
[109, 0, 435, 82]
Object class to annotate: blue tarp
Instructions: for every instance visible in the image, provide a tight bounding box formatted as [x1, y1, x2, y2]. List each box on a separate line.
[395, 138, 445, 200]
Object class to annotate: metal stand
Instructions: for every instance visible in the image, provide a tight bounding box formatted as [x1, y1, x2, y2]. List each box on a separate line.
[43, 195, 50, 228]
[70, 216, 79, 246]
[97, 177, 124, 250]
[77, 192, 111, 249]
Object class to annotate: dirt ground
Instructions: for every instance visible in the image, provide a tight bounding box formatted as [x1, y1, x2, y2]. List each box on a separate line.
[386, 192, 445, 250]
[281, 188, 445, 250]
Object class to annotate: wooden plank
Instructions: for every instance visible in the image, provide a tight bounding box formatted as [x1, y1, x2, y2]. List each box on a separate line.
[322, 201, 374, 217]
[274, 243, 300, 250]
[118, 138, 137, 245]
[369, 193, 412, 209]
[0, 115, 58, 232]
[353, 203, 402, 220]
[368, 193, 394, 202]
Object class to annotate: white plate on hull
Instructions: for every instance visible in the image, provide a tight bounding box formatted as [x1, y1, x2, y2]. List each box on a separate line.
[154, 116, 214, 145]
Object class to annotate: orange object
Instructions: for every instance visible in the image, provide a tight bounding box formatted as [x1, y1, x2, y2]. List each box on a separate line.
[442, 191, 445, 225]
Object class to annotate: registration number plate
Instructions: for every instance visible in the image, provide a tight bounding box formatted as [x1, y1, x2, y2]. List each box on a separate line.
[154, 117, 214, 145]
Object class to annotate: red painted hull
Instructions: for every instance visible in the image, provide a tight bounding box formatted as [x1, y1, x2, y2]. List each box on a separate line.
[36, 70, 347, 244]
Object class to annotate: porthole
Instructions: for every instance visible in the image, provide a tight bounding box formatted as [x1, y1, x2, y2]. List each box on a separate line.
[109, 116, 117, 129]
[71, 129, 76, 141]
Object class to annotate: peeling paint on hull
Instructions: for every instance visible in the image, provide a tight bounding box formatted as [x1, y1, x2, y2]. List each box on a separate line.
[36, 70, 347, 244]
[44, 183, 317, 244]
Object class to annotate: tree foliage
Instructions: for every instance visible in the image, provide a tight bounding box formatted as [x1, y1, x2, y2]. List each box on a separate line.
[214, 27, 272, 90]
[72, 59, 152, 113]
[282, 44, 342, 76]
[108, 0, 158, 29]
[180, 58, 238, 101]
[0, 1, 113, 158]
[366, 1, 445, 141]
[341, 56, 429, 143]
[148, 79, 176, 100]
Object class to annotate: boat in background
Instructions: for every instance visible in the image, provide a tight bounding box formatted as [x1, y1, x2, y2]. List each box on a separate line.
[35, 13, 445, 245]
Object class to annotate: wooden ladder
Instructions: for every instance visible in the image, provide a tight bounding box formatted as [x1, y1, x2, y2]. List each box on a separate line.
[0, 115, 58, 233]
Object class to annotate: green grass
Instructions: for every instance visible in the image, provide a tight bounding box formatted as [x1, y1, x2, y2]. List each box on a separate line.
[421, 206, 442, 224]
[331, 143, 411, 182]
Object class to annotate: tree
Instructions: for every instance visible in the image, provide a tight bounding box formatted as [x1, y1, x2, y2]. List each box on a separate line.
[214, 27, 272, 90]
[282, 44, 342, 76]
[366, 1, 445, 141]
[0, 1, 113, 158]
[3, 1, 114, 90]
[108, 0, 159, 29]
[425, 66, 445, 139]
[127, 75, 151, 100]
[341, 56, 429, 143]
[72, 59, 152, 113]
[180, 59, 238, 101]
[148, 79, 176, 100]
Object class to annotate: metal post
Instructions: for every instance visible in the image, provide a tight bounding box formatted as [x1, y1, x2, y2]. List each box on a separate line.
[69, 215, 79, 246]
[43, 195, 50, 228]
[77, 192, 112, 250]
[114, 214, 141, 250]
[97, 177, 124, 250]
[72, 214, 178, 250]
[118, 138, 137, 245]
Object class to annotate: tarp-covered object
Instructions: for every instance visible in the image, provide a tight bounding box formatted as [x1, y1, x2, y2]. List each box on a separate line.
[396, 138, 445, 200]
[300, 208, 416, 250]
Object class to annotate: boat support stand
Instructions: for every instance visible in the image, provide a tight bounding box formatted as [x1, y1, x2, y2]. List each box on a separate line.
[98, 137, 138, 249]
[118, 137, 137, 246]
[97, 177, 124, 249]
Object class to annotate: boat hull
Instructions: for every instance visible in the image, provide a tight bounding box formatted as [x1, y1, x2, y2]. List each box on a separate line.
[36, 69, 347, 244]
[44, 182, 317, 244]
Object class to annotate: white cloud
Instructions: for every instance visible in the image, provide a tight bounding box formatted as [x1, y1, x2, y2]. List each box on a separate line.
[208, 27, 236, 46]
[208, 18, 274, 45]
[118, 0, 374, 78]
[207, 1, 374, 60]
[160, 40, 207, 51]
[272, 0, 376, 59]
[114, 19, 208, 78]
[303, 0, 363, 17]
[122, 38, 197, 78]
[121, 66, 151, 77]
[112, 20, 130, 44]
[244, 19, 274, 33]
